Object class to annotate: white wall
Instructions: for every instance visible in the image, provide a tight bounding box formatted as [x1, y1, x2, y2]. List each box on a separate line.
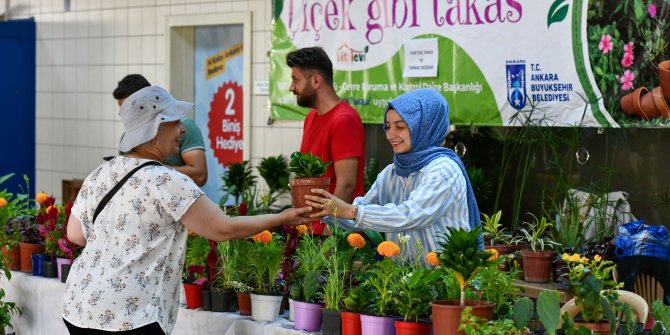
[9, 0, 303, 200]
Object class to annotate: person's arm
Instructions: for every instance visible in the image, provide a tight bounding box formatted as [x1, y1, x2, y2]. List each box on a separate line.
[180, 196, 314, 241]
[166, 149, 208, 186]
[332, 157, 359, 202]
[66, 215, 87, 246]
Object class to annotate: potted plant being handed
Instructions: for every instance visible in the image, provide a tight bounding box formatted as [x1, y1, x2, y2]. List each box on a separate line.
[431, 226, 496, 335]
[247, 230, 285, 321]
[288, 151, 331, 216]
[511, 213, 561, 283]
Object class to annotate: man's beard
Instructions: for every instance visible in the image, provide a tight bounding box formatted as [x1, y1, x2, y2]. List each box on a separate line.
[296, 87, 317, 108]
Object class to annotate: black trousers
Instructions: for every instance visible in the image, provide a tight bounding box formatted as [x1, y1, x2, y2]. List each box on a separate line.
[63, 319, 165, 335]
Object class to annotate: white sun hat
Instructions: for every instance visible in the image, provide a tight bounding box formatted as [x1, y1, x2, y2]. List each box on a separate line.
[118, 86, 193, 153]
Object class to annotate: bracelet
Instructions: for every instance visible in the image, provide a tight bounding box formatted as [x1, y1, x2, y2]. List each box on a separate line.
[351, 206, 358, 220]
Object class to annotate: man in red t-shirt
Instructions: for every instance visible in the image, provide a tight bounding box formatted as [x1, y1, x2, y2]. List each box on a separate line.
[286, 47, 366, 235]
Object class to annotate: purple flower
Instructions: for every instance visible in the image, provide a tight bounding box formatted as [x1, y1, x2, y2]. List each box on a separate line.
[648, 2, 656, 17]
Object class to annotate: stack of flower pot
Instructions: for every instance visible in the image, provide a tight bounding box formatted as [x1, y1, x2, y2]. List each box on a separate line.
[621, 60, 670, 119]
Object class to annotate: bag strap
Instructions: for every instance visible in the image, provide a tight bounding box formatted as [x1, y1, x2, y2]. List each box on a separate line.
[92, 161, 162, 224]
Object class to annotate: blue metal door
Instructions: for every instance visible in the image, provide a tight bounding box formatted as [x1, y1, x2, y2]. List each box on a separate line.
[0, 19, 35, 195]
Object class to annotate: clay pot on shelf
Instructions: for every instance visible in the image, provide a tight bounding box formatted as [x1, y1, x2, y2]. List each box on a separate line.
[659, 60, 670, 100]
[650, 86, 670, 119]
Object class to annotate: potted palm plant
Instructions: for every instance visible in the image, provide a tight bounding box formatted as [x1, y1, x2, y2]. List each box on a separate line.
[431, 226, 496, 335]
[511, 213, 561, 283]
[220, 161, 257, 215]
[288, 151, 331, 215]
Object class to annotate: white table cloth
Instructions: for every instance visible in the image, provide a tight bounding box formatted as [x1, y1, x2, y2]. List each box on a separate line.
[1, 271, 318, 335]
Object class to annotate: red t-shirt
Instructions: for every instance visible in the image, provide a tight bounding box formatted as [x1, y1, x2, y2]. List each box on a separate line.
[300, 100, 366, 234]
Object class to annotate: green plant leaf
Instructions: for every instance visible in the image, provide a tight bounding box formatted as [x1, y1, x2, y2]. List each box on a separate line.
[547, 0, 569, 28]
[633, 0, 644, 21]
[537, 291, 560, 335]
[513, 297, 534, 329]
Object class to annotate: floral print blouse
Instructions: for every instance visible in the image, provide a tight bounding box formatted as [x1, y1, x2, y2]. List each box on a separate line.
[62, 156, 203, 333]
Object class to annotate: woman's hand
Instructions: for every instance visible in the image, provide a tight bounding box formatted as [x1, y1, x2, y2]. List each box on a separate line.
[280, 206, 317, 226]
[305, 189, 356, 220]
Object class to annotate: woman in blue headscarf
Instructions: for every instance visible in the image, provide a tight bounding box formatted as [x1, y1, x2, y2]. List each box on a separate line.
[306, 88, 481, 259]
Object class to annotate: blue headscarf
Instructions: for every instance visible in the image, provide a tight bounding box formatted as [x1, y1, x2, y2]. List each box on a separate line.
[385, 88, 482, 241]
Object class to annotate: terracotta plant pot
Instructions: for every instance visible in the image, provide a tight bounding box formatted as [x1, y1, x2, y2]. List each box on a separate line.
[341, 311, 362, 335]
[430, 299, 495, 335]
[1, 245, 21, 271]
[640, 87, 662, 119]
[521, 249, 556, 283]
[650, 86, 670, 119]
[289, 177, 331, 216]
[395, 320, 433, 335]
[485, 244, 513, 271]
[620, 87, 648, 118]
[237, 292, 252, 316]
[574, 321, 616, 335]
[19, 242, 45, 273]
[659, 60, 670, 100]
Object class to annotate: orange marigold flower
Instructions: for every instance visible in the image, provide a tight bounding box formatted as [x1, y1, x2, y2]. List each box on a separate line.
[594, 255, 602, 262]
[487, 248, 499, 261]
[253, 230, 273, 244]
[377, 241, 400, 257]
[426, 252, 440, 267]
[347, 233, 366, 249]
[36, 192, 49, 204]
[0, 197, 7, 207]
[296, 225, 308, 236]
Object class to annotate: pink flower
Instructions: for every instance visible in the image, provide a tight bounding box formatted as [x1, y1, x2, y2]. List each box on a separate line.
[623, 42, 634, 55]
[622, 53, 634, 68]
[620, 70, 635, 91]
[648, 2, 656, 17]
[599, 35, 613, 54]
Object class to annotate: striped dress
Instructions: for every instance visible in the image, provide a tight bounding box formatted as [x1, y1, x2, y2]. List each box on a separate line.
[323, 156, 470, 261]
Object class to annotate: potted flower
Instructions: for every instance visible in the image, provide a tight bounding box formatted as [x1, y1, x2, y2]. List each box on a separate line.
[55, 202, 78, 283]
[0, 173, 32, 271]
[511, 213, 561, 283]
[393, 266, 441, 335]
[36, 198, 64, 278]
[358, 241, 403, 335]
[288, 151, 331, 215]
[13, 192, 49, 273]
[182, 234, 210, 309]
[481, 210, 513, 270]
[247, 230, 285, 321]
[431, 226, 496, 335]
[559, 253, 621, 334]
[211, 239, 244, 312]
[290, 233, 331, 331]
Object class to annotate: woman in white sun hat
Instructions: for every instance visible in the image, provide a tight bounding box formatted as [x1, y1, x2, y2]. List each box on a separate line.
[61, 86, 314, 335]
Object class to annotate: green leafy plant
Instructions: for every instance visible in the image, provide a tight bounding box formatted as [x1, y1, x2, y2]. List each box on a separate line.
[475, 265, 520, 318]
[342, 284, 375, 313]
[652, 300, 670, 335]
[511, 213, 560, 252]
[436, 226, 494, 306]
[215, 239, 244, 289]
[321, 233, 355, 310]
[0, 253, 20, 333]
[291, 234, 333, 303]
[481, 211, 511, 246]
[537, 290, 561, 335]
[364, 257, 402, 316]
[288, 151, 331, 179]
[220, 161, 257, 205]
[394, 266, 440, 322]
[459, 306, 526, 335]
[257, 155, 290, 195]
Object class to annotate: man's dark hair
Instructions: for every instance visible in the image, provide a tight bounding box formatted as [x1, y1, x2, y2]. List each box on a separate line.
[112, 74, 151, 100]
[286, 47, 334, 86]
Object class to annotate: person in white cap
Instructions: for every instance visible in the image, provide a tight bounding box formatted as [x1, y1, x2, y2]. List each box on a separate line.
[61, 86, 314, 335]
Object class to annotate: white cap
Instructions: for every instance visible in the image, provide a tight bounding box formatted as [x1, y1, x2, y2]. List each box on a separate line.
[118, 86, 193, 153]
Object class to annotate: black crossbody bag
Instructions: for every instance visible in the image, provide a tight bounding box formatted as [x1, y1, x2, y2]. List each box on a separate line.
[92, 161, 162, 223]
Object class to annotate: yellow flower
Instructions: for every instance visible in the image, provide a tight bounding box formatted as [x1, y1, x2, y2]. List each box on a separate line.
[580, 257, 588, 263]
[569, 253, 581, 262]
[252, 230, 273, 244]
[296, 225, 308, 236]
[377, 241, 400, 257]
[36, 192, 49, 204]
[594, 255, 602, 262]
[347, 233, 366, 249]
[426, 252, 440, 267]
[562, 253, 570, 261]
[487, 248, 499, 261]
[0, 197, 7, 207]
